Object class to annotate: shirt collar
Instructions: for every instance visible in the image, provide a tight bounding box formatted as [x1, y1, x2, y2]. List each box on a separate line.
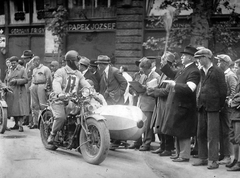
[147, 69, 154, 78]
[82, 68, 88, 75]
[185, 62, 193, 68]
[104, 65, 109, 73]
[37, 64, 43, 69]
[224, 68, 231, 74]
[202, 63, 213, 75]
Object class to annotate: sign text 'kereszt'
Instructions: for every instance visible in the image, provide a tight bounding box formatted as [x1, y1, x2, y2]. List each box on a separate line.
[68, 22, 116, 31]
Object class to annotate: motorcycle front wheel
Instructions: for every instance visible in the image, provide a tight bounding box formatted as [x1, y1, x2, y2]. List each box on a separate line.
[0, 106, 7, 134]
[80, 118, 110, 165]
[39, 110, 57, 150]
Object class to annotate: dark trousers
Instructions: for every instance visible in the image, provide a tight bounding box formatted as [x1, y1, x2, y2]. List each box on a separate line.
[219, 105, 232, 157]
[160, 134, 174, 151]
[198, 109, 220, 161]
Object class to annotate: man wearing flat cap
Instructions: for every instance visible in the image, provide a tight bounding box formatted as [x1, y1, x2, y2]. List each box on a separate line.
[216, 54, 237, 165]
[96, 55, 127, 105]
[193, 48, 227, 169]
[159, 46, 200, 162]
[79, 56, 99, 92]
[29, 56, 52, 129]
[5, 56, 29, 132]
[129, 57, 160, 151]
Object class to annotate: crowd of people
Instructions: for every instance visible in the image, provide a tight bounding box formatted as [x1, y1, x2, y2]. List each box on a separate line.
[128, 46, 240, 172]
[1, 46, 240, 172]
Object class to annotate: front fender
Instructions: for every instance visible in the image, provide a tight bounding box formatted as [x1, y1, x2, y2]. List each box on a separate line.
[38, 109, 52, 129]
[0, 100, 8, 108]
[86, 114, 106, 122]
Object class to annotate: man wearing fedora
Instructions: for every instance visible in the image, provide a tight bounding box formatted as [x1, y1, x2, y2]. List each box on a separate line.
[79, 56, 99, 92]
[96, 55, 127, 105]
[193, 48, 227, 169]
[21, 50, 35, 127]
[159, 46, 200, 162]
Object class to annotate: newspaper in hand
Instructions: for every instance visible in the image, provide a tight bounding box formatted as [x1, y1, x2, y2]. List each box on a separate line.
[146, 78, 158, 89]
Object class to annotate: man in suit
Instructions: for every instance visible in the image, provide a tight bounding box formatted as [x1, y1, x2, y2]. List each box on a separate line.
[96, 55, 127, 105]
[133, 57, 160, 151]
[216, 54, 237, 165]
[193, 48, 227, 169]
[78, 56, 99, 92]
[160, 46, 200, 162]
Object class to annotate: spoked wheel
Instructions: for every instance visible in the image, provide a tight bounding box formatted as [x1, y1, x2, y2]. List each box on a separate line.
[0, 106, 7, 134]
[80, 118, 110, 165]
[39, 110, 57, 150]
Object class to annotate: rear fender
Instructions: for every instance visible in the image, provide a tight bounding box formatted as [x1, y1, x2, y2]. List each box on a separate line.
[0, 100, 8, 108]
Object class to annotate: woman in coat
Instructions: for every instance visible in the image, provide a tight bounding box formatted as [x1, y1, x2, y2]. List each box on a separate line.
[5, 56, 29, 132]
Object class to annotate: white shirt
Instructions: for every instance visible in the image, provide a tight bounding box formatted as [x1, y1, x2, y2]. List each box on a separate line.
[104, 65, 110, 79]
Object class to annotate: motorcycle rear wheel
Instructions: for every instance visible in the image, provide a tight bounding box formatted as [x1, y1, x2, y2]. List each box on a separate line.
[0, 106, 7, 134]
[80, 118, 110, 165]
[40, 110, 57, 150]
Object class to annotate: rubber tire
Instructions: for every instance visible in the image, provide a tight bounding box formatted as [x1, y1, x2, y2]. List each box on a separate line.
[39, 110, 57, 150]
[80, 118, 110, 165]
[0, 107, 7, 134]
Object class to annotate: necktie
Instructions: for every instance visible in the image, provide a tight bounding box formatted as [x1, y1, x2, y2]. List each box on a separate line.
[103, 71, 107, 85]
[142, 75, 148, 85]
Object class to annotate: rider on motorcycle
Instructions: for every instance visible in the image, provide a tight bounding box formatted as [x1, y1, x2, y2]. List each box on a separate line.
[47, 50, 91, 144]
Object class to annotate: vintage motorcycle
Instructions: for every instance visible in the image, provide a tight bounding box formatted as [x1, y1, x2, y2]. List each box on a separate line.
[38, 87, 110, 165]
[0, 87, 11, 134]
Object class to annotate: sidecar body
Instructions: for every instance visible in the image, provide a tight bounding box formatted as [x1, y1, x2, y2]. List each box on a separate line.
[95, 105, 146, 141]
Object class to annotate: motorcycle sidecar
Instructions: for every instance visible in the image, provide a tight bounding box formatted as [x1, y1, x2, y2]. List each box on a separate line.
[94, 105, 146, 141]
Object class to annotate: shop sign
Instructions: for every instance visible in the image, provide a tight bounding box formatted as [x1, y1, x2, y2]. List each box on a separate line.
[9, 27, 45, 35]
[68, 21, 116, 32]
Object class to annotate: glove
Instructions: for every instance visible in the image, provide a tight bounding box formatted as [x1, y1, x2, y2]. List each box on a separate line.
[57, 93, 66, 100]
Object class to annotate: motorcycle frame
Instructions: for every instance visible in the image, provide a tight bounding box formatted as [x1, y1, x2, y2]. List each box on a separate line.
[38, 104, 107, 149]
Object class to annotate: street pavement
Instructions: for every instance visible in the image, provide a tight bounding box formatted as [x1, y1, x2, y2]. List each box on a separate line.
[0, 120, 239, 178]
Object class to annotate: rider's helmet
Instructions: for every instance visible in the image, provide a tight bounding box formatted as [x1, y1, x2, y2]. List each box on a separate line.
[65, 50, 80, 70]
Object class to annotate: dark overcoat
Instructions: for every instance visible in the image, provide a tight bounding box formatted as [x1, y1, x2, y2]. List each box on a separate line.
[5, 65, 29, 117]
[161, 63, 200, 138]
[150, 73, 170, 134]
[197, 66, 227, 112]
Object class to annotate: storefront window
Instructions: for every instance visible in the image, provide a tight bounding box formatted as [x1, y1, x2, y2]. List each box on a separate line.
[68, 0, 116, 19]
[0, 3, 5, 25]
[10, 0, 30, 24]
[33, 0, 45, 23]
[146, 0, 192, 17]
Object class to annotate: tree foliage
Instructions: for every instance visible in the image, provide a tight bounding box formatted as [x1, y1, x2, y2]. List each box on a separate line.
[143, 0, 240, 57]
[47, 5, 68, 55]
